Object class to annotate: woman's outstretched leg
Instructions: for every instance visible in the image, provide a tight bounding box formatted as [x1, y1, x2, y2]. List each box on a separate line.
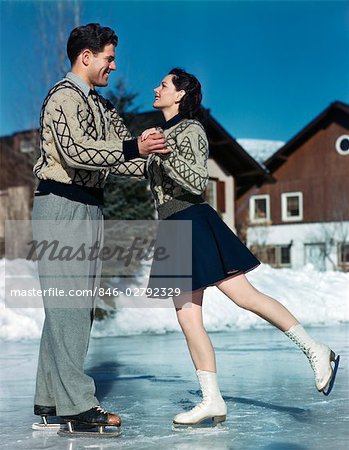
[172, 290, 227, 426]
[216, 274, 339, 395]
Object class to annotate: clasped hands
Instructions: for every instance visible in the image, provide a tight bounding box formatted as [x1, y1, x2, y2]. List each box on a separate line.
[138, 128, 170, 156]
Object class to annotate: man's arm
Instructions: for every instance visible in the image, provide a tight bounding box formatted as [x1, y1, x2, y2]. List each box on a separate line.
[47, 92, 137, 170]
[106, 100, 170, 157]
[46, 91, 169, 173]
[109, 158, 147, 178]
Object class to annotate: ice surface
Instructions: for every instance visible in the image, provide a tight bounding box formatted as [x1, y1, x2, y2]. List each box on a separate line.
[0, 326, 348, 449]
[1, 258, 348, 448]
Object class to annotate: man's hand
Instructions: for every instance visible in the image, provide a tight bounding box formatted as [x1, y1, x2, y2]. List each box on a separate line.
[138, 131, 170, 156]
[141, 127, 158, 141]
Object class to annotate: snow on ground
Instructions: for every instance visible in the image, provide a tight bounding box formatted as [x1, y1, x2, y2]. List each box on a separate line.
[1, 258, 348, 341]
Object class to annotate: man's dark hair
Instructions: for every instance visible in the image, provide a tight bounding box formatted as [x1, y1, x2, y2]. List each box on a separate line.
[169, 68, 202, 120]
[67, 23, 118, 65]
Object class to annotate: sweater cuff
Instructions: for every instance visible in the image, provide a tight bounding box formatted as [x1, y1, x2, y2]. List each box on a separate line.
[123, 139, 140, 161]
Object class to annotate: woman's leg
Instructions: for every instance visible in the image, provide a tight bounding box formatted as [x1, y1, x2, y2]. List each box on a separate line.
[215, 273, 298, 331]
[174, 289, 216, 371]
[172, 290, 227, 426]
[215, 274, 339, 394]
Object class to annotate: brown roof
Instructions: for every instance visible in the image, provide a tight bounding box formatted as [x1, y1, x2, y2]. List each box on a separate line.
[203, 109, 274, 197]
[265, 101, 349, 173]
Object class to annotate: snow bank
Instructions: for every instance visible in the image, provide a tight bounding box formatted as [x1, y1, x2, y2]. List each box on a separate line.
[1, 259, 348, 341]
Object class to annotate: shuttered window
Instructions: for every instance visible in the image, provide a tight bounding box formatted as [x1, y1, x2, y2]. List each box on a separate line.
[205, 179, 226, 213]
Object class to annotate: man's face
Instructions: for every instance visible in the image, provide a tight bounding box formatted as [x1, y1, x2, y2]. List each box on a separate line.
[88, 43, 116, 87]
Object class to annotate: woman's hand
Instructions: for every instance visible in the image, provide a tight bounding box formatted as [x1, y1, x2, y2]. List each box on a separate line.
[141, 127, 163, 141]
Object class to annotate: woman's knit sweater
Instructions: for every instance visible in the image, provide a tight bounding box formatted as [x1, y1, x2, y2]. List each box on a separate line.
[113, 115, 209, 218]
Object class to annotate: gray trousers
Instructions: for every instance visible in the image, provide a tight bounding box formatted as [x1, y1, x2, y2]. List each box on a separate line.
[32, 193, 103, 415]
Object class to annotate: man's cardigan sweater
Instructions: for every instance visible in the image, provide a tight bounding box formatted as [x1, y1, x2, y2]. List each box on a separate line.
[113, 114, 210, 218]
[33, 75, 144, 196]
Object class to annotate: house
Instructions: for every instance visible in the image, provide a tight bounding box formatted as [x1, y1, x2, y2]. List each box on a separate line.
[0, 130, 39, 256]
[236, 101, 349, 271]
[0, 108, 271, 257]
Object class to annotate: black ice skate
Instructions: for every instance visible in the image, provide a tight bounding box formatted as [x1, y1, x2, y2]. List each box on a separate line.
[32, 405, 63, 431]
[58, 405, 122, 437]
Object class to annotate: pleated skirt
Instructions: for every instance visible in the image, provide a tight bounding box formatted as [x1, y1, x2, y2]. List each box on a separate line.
[148, 203, 260, 295]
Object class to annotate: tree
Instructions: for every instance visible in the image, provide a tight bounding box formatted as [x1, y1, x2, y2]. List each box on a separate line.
[95, 81, 156, 319]
[103, 80, 155, 221]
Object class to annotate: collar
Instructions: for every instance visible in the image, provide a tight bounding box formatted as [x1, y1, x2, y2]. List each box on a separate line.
[162, 114, 184, 130]
[64, 72, 91, 97]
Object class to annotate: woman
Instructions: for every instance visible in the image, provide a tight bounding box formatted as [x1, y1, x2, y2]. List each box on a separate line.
[118, 68, 340, 427]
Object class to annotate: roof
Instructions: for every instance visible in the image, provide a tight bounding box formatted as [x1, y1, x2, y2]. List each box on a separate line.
[265, 101, 349, 173]
[203, 110, 274, 197]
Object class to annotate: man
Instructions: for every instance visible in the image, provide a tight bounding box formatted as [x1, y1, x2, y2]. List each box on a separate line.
[32, 23, 167, 435]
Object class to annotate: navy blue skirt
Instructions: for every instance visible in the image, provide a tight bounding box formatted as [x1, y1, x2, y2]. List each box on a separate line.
[148, 203, 260, 295]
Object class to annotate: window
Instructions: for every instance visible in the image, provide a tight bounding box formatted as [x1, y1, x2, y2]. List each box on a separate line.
[205, 179, 218, 210]
[205, 179, 226, 213]
[304, 243, 326, 271]
[20, 137, 37, 154]
[280, 246, 291, 265]
[249, 195, 270, 223]
[338, 242, 349, 271]
[250, 244, 291, 268]
[281, 192, 303, 222]
[335, 135, 349, 156]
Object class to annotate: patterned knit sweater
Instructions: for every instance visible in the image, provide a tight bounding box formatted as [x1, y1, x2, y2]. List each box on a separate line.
[113, 115, 209, 218]
[33, 77, 143, 189]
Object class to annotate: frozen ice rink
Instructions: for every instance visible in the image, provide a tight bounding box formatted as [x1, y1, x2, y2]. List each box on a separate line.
[1, 325, 348, 450]
[1, 261, 348, 448]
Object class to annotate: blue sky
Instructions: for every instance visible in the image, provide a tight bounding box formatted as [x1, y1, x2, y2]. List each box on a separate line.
[1, 0, 348, 141]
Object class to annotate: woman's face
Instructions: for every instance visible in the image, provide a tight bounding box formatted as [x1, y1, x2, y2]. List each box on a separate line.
[153, 75, 184, 112]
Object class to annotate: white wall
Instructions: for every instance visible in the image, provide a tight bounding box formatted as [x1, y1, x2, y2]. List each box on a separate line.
[247, 221, 349, 270]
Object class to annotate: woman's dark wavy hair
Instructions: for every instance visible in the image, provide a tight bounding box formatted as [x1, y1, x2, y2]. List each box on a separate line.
[169, 68, 202, 120]
[67, 23, 118, 65]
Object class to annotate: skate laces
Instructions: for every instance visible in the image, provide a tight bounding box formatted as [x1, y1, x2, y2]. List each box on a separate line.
[182, 392, 209, 415]
[95, 405, 108, 415]
[187, 401, 206, 415]
[191, 392, 210, 412]
[307, 350, 319, 375]
[288, 334, 323, 381]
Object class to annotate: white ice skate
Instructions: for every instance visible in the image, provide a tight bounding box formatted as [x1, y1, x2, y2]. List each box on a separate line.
[173, 370, 227, 431]
[285, 324, 340, 395]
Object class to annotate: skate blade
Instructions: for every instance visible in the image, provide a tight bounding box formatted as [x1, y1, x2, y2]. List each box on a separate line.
[32, 422, 65, 431]
[58, 426, 122, 438]
[172, 417, 228, 433]
[322, 354, 340, 396]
